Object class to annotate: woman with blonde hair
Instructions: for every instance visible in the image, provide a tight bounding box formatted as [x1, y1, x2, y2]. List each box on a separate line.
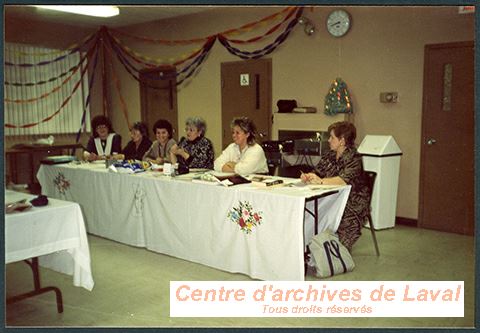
[214, 117, 268, 175]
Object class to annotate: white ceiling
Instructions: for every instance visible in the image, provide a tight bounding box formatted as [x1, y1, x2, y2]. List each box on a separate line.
[5, 5, 216, 29]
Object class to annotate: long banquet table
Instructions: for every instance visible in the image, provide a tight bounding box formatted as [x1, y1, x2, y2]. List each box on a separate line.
[37, 163, 350, 281]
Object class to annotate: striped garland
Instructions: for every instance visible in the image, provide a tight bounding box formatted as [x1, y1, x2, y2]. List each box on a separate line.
[5, 42, 100, 129]
[5, 6, 307, 130]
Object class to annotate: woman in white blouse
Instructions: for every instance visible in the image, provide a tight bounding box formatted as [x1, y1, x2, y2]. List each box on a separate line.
[214, 117, 268, 175]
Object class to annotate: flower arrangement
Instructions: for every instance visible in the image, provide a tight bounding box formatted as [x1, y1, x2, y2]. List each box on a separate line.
[228, 201, 263, 234]
[53, 172, 70, 194]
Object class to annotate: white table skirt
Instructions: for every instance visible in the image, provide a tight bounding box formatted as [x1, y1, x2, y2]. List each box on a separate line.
[37, 163, 350, 281]
[5, 190, 94, 291]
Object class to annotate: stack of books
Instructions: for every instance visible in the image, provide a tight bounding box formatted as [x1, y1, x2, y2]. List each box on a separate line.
[40, 155, 76, 165]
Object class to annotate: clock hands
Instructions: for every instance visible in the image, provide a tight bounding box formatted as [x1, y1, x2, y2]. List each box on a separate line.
[327, 10, 351, 37]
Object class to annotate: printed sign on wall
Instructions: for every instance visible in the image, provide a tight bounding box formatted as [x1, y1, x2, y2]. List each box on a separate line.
[240, 74, 250, 86]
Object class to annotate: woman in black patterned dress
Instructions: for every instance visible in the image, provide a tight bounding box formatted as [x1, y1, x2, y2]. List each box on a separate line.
[170, 117, 214, 169]
[301, 121, 370, 252]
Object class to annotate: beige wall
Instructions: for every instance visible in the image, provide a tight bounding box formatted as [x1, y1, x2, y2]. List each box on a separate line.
[5, 6, 474, 219]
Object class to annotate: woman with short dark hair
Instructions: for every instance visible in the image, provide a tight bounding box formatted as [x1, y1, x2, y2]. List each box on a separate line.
[214, 117, 268, 174]
[143, 119, 177, 164]
[170, 116, 214, 169]
[84, 115, 122, 161]
[301, 121, 369, 252]
[118, 121, 152, 161]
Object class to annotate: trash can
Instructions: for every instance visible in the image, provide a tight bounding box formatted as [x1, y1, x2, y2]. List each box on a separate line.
[358, 135, 402, 230]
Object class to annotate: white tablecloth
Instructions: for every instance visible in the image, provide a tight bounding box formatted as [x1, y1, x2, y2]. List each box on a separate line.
[5, 190, 94, 291]
[37, 163, 350, 281]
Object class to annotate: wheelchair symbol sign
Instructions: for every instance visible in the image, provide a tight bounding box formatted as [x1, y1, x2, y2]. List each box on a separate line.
[240, 74, 249, 86]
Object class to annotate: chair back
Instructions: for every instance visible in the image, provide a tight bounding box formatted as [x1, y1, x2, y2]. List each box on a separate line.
[364, 171, 377, 206]
[267, 165, 277, 176]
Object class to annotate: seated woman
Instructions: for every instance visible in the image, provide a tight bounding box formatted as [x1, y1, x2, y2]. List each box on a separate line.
[170, 117, 214, 169]
[118, 121, 152, 161]
[300, 121, 369, 252]
[214, 117, 268, 175]
[83, 115, 122, 161]
[143, 119, 176, 164]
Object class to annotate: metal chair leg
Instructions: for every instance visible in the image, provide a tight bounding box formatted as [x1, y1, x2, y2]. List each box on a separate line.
[367, 215, 380, 256]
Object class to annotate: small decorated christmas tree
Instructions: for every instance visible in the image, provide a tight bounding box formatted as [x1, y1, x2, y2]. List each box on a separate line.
[324, 78, 353, 116]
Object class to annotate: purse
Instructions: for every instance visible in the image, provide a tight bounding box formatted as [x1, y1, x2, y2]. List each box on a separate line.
[276, 99, 297, 113]
[308, 231, 355, 278]
[30, 195, 49, 207]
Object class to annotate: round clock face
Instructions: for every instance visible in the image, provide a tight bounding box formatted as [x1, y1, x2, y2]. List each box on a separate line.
[326, 10, 351, 37]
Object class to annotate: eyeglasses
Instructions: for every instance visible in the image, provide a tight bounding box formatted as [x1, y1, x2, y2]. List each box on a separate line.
[96, 125, 107, 130]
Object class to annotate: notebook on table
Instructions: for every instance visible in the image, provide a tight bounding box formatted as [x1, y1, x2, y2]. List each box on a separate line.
[41, 155, 76, 165]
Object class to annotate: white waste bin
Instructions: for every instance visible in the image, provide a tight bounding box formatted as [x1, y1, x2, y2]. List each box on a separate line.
[358, 135, 402, 230]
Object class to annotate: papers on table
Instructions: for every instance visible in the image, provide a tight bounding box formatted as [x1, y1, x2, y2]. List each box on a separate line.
[5, 191, 31, 204]
[283, 181, 342, 191]
[191, 173, 251, 187]
[189, 168, 210, 173]
[192, 173, 222, 185]
[250, 176, 284, 187]
[150, 163, 163, 171]
[307, 184, 343, 190]
[210, 171, 236, 178]
[5, 193, 32, 214]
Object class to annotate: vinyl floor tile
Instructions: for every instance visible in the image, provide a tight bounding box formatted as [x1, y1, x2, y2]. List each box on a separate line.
[6, 225, 475, 328]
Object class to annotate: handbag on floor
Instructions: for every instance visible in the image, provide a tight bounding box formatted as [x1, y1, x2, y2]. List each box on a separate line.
[308, 231, 355, 278]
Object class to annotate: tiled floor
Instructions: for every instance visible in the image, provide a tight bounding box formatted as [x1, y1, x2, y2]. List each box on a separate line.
[5, 225, 475, 327]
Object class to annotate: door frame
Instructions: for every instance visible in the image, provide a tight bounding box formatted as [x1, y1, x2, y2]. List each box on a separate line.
[139, 66, 178, 141]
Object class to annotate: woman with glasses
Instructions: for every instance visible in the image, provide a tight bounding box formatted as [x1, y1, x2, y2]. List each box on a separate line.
[214, 117, 268, 175]
[116, 121, 152, 161]
[83, 115, 122, 161]
[170, 117, 214, 169]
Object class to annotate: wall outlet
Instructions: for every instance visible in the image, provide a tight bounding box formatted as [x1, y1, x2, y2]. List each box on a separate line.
[380, 92, 398, 103]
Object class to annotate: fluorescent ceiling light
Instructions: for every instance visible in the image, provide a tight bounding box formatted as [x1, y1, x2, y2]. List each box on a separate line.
[33, 5, 120, 18]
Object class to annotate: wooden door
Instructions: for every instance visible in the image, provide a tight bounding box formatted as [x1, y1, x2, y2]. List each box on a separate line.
[221, 59, 272, 149]
[419, 41, 474, 235]
[139, 67, 178, 141]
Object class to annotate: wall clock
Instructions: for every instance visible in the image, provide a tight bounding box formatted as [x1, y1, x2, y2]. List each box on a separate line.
[326, 9, 351, 37]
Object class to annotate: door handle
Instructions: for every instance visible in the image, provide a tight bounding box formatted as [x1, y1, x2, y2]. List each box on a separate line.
[426, 138, 437, 145]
